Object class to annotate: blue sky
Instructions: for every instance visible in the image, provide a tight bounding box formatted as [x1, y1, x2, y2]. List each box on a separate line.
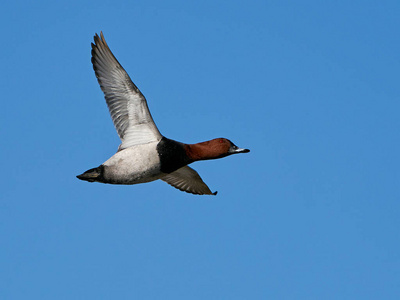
[1, 0, 400, 299]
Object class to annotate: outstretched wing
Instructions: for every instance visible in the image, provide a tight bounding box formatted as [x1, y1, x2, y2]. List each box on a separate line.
[91, 32, 162, 149]
[161, 166, 217, 195]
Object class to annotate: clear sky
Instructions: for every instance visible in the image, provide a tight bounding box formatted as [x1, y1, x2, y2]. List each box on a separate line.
[1, 0, 400, 299]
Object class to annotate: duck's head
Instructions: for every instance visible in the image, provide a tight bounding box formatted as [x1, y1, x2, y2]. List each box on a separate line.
[186, 138, 250, 161]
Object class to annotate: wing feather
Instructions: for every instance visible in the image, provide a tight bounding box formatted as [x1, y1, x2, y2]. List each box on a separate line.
[91, 32, 162, 149]
[161, 166, 217, 195]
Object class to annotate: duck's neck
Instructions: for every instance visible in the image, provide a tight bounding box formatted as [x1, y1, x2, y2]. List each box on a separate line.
[156, 137, 231, 173]
[185, 143, 208, 161]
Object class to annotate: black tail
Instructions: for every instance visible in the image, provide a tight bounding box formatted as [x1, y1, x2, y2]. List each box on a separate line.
[76, 165, 104, 182]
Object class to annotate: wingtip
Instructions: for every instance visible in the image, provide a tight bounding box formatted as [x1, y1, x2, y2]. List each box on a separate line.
[212, 191, 218, 196]
[93, 32, 104, 44]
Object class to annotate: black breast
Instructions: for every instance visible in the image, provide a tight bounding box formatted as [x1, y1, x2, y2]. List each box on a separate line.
[157, 137, 191, 173]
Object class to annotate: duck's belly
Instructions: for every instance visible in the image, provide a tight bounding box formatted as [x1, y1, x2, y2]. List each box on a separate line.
[102, 143, 164, 184]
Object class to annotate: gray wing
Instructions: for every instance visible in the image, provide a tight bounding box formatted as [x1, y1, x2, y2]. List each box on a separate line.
[91, 32, 162, 149]
[161, 166, 217, 195]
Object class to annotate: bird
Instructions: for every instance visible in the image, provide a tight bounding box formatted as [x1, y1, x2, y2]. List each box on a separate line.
[77, 32, 250, 195]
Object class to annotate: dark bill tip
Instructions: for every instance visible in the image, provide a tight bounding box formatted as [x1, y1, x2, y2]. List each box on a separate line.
[235, 148, 250, 153]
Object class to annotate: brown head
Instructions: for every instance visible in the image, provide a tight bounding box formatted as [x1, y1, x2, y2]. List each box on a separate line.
[185, 138, 250, 162]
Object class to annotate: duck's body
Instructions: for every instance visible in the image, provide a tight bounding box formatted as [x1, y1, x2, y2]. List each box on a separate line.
[96, 142, 163, 185]
[77, 32, 249, 195]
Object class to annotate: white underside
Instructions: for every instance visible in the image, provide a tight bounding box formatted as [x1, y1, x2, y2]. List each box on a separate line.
[102, 142, 165, 184]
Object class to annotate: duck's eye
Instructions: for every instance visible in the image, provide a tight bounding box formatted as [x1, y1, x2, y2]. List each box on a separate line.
[219, 139, 224, 143]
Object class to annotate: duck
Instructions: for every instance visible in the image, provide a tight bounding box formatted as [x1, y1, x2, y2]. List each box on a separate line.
[77, 32, 250, 195]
